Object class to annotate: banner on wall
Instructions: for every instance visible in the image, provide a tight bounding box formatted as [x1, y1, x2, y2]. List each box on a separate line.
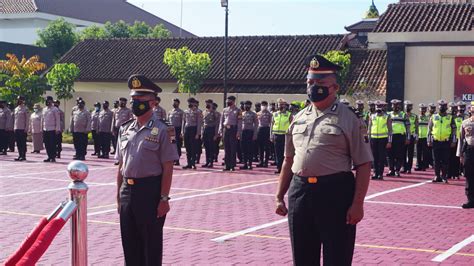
[454, 57, 474, 102]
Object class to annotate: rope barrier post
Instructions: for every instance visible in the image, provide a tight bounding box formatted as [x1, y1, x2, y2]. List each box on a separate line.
[67, 161, 89, 266]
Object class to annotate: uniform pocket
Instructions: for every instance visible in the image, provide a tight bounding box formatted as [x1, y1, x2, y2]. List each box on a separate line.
[292, 124, 307, 147]
[320, 124, 342, 135]
[142, 140, 160, 151]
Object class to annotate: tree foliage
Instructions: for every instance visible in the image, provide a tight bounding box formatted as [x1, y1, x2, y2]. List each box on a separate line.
[78, 20, 171, 40]
[46, 63, 80, 101]
[129, 21, 152, 38]
[163, 47, 211, 95]
[78, 25, 108, 40]
[0, 54, 48, 107]
[322, 50, 351, 93]
[36, 18, 77, 60]
[104, 20, 130, 38]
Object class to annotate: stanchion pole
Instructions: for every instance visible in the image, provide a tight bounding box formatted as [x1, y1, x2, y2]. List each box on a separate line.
[67, 161, 89, 266]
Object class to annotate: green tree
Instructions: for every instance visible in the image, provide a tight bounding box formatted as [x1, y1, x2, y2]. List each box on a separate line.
[149, 24, 171, 38]
[104, 20, 130, 38]
[46, 63, 80, 102]
[0, 54, 48, 107]
[36, 18, 77, 60]
[323, 50, 351, 93]
[163, 47, 211, 94]
[78, 24, 108, 40]
[129, 21, 152, 38]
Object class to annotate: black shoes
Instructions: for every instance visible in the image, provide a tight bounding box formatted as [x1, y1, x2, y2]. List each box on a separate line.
[44, 158, 56, 162]
[223, 167, 235, 172]
[395, 171, 400, 177]
[462, 202, 474, 209]
[14, 157, 26, 161]
[174, 161, 180, 166]
[386, 171, 395, 177]
[240, 165, 249, 170]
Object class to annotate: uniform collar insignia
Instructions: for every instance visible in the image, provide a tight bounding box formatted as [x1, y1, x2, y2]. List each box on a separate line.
[331, 104, 338, 112]
[146, 119, 154, 128]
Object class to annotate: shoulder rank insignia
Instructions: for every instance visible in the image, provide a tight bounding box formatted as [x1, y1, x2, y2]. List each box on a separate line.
[151, 127, 159, 136]
[331, 104, 338, 112]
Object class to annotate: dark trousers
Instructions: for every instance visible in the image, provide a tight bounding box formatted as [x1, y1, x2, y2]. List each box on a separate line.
[195, 136, 202, 162]
[288, 172, 356, 266]
[99, 132, 112, 156]
[14, 129, 27, 158]
[404, 136, 415, 171]
[433, 141, 450, 180]
[448, 144, 460, 178]
[416, 138, 429, 170]
[257, 127, 270, 165]
[55, 131, 62, 156]
[463, 146, 474, 202]
[0, 129, 8, 152]
[224, 126, 237, 168]
[120, 176, 165, 266]
[175, 127, 182, 158]
[112, 127, 119, 152]
[427, 146, 434, 167]
[73, 132, 88, 158]
[370, 138, 387, 177]
[92, 130, 101, 155]
[214, 136, 221, 161]
[8, 130, 15, 151]
[237, 139, 242, 162]
[203, 127, 215, 164]
[274, 134, 286, 172]
[388, 134, 405, 172]
[184, 126, 197, 167]
[240, 129, 254, 167]
[43, 131, 57, 160]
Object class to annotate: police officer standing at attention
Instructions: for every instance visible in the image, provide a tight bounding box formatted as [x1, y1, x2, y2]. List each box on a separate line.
[256, 101, 272, 168]
[98, 101, 114, 159]
[14, 96, 29, 161]
[70, 99, 91, 160]
[428, 100, 456, 183]
[0, 98, 13, 155]
[153, 96, 167, 121]
[212, 102, 221, 163]
[42, 96, 60, 162]
[168, 98, 184, 165]
[91, 102, 101, 156]
[116, 74, 178, 265]
[275, 55, 372, 265]
[111, 100, 119, 154]
[368, 100, 392, 180]
[202, 99, 219, 168]
[387, 99, 410, 177]
[415, 103, 430, 171]
[182, 98, 202, 169]
[219, 96, 242, 171]
[271, 98, 293, 174]
[112, 98, 133, 155]
[457, 103, 474, 209]
[54, 100, 65, 158]
[240, 100, 258, 170]
[450, 102, 463, 179]
[402, 100, 418, 174]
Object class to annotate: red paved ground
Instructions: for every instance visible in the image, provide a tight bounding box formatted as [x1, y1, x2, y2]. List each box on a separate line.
[1, 144, 473, 265]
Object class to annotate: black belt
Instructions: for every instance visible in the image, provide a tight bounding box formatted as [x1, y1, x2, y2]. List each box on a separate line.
[294, 172, 354, 184]
[224, 125, 237, 129]
[124, 175, 161, 186]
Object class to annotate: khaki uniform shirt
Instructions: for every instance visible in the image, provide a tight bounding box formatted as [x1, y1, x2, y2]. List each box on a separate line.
[183, 108, 202, 135]
[219, 105, 242, 135]
[168, 108, 184, 128]
[153, 106, 167, 121]
[258, 109, 272, 128]
[0, 107, 13, 130]
[202, 110, 219, 136]
[116, 114, 179, 178]
[14, 105, 29, 130]
[99, 109, 114, 133]
[29, 111, 43, 134]
[457, 117, 474, 157]
[42, 106, 61, 132]
[242, 110, 258, 139]
[91, 110, 100, 131]
[113, 107, 133, 130]
[70, 109, 92, 133]
[58, 108, 65, 132]
[285, 101, 373, 177]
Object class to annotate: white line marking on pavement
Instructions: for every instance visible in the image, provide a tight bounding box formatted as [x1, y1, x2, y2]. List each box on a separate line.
[0, 183, 111, 198]
[432, 235, 474, 262]
[366, 200, 461, 209]
[364, 180, 431, 200]
[0, 166, 118, 179]
[211, 218, 288, 243]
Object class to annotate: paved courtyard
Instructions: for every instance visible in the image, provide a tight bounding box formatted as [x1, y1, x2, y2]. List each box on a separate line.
[0, 144, 473, 265]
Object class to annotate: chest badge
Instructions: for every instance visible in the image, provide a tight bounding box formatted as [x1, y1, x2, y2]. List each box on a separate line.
[151, 127, 159, 136]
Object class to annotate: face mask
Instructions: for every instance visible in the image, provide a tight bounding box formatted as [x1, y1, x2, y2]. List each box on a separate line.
[279, 106, 286, 111]
[120, 102, 126, 108]
[262, 106, 268, 110]
[307, 84, 330, 103]
[78, 104, 85, 109]
[226, 101, 233, 107]
[439, 106, 447, 113]
[173, 103, 178, 108]
[376, 108, 383, 113]
[95, 107, 100, 111]
[406, 107, 412, 112]
[393, 106, 400, 112]
[131, 99, 150, 117]
[33, 108, 38, 112]
[206, 104, 211, 109]
[245, 106, 251, 111]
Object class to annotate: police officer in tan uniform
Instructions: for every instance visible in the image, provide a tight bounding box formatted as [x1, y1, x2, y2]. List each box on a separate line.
[112, 97, 133, 155]
[98, 101, 114, 159]
[14, 96, 29, 161]
[153, 96, 167, 121]
[41, 96, 61, 162]
[213, 102, 221, 163]
[240, 100, 258, 169]
[202, 99, 219, 168]
[91, 102, 101, 156]
[256, 101, 272, 167]
[457, 103, 474, 209]
[54, 100, 65, 158]
[182, 98, 202, 169]
[168, 98, 184, 165]
[219, 96, 242, 171]
[70, 99, 91, 160]
[116, 74, 178, 265]
[0, 98, 13, 155]
[275, 55, 372, 265]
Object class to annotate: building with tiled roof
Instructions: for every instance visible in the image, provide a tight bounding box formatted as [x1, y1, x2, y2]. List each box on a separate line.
[0, 0, 194, 45]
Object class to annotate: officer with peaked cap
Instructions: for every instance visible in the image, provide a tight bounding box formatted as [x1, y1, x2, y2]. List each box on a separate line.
[112, 97, 133, 155]
[182, 97, 202, 169]
[448, 102, 462, 179]
[168, 98, 184, 165]
[240, 100, 258, 169]
[457, 103, 474, 208]
[53, 99, 65, 158]
[219, 95, 242, 171]
[415, 103, 430, 171]
[368, 100, 392, 180]
[91, 102, 101, 156]
[428, 100, 457, 183]
[70, 99, 91, 160]
[42, 96, 61, 162]
[0, 98, 13, 155]
[387, 99, 410, 177]
[271, 97, 292, 174]
[401, 100, 418, 174]
[13, 96, 29, 161]
[116, 74, 178, 265]
[275, 54, 372, 265]
[202, 99, 219, 168]
[98, 101, 114, 159]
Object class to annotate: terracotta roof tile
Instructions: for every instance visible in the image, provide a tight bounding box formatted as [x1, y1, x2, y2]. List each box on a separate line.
[0, 0, 36, 13]
[374, 2, 473, 32]
[345, 19, 378, 32]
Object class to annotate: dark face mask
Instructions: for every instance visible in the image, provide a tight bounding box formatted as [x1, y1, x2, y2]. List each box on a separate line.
[439, 106, 447, 113]
[369, 106, 375, 112]
[206, 104, 211, 109]
[227, 101, 233, 107]
[406, 106, 412, 112]
[357, 106, 364, 112]
[245, 106, 251, 111]
[120, 102, 126, 108]
[188, 104, 194, 109]
[131, 99, 150, 117]
[78, 104, 85, 109]
[173, 103, 179, 108]
[307, 84, 330, 103]
[393, 105, 401, 112]
[103, 104, 109, 110]
[45, 100, 52, 106]
[376, 108, 383, 113]
[0, 104, 4, 109]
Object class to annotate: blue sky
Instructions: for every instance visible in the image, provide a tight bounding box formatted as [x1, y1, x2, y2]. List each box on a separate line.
[128, 0, 393, 37]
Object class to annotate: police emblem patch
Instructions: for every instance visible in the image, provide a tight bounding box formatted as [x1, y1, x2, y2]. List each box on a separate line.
[151, 127, 159, 136]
